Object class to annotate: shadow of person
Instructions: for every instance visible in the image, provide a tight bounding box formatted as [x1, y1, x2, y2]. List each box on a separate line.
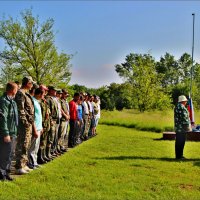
[193, 161, 200, 167]
[93, 155, 200, 163]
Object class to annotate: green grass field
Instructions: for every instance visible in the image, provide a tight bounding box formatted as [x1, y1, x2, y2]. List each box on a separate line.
[99, 109, 174, 132]
[100, 109, 200, 132]
[1, 110, 200, 199]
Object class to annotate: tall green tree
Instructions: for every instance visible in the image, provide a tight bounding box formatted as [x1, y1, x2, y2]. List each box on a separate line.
[156, 53, 179, 88]
[178, 53, 192, 82]
[0, 9, 71, 85]
[115, 53, 170, 112]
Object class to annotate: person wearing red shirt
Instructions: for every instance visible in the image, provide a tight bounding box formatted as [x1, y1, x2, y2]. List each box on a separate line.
[68, 93, 80, 148]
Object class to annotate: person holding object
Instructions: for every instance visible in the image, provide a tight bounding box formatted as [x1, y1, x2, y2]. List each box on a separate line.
[174, 95, 191, 160]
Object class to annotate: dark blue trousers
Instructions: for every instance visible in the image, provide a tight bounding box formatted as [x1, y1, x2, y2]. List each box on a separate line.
[68, 120, 76, 147]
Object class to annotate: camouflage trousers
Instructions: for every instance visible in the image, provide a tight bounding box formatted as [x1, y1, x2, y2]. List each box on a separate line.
[83, 115, 90, 138]
[47, 120, 57, 147]
[39, 129, 49, 150]
[75, 120, 83, 142]
[58, 120, 68, 149]
[15, 122, 32, 169]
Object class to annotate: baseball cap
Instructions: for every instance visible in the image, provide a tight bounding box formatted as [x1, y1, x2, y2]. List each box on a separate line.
[39, 85, 48, 91]
[22, 76, 36, 85]
[57, 89, 63, 94]
[48, 86, 57, 91]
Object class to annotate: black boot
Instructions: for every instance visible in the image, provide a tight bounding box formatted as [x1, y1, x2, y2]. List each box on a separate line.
[60, 146, 68, 152]
[5, 173, 13, 181]
[57, 145, 63, 154]
[0, 173, 6, 181]
[37, 149, 47, 164]
[42, 149, 51, 162]
[46, 146, 53, 159]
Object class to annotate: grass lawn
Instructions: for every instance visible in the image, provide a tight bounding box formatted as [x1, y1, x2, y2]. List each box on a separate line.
[100, 109, 200, 132]
[0, 124, 200, 199]
[99, 109, 174, 132]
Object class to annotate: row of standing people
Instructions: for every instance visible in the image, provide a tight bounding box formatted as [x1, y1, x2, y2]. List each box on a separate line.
[68, 92, 100, 148]
[0, 76, 100, 181]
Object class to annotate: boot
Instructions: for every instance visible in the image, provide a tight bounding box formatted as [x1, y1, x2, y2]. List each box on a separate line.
[57, 145, 63, 154]
[60, 145, 67, 152]
[46, 146, 53, 159]
[37, 149, 47, 164]
[42, 149, 51, 162]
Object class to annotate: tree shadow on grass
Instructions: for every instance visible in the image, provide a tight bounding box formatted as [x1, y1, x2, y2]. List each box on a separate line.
[193, 162, 200, 167]
[94, 155, 200, 163]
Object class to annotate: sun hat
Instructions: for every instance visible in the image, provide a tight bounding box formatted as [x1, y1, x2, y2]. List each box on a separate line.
[178, 95, 188, 102]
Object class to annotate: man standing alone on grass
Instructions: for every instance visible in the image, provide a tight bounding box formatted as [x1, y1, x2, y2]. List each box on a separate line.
[0, 82, 18, 181]
[174, 95, 191, 160]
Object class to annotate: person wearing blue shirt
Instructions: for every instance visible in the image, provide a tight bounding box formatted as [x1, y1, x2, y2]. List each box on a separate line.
[76, 96, 83, 144]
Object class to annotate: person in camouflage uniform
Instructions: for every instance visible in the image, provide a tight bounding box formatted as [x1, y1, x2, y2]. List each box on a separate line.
[53, 89, 62, 154]
[37, 85, 51, 163]
[58, 89, 70, 152]
[45, 86, 59, 158]
[15, 76, 35, 175]
[174, 95, 191, 160]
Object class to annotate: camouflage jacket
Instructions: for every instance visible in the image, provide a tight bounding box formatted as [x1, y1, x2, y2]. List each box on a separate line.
[174, 103, 190, 133]
[40, 98, 51, 132]
[15, 89, 34, 127]
[60, 99, 69, 121]
[46, 95, 59, 121]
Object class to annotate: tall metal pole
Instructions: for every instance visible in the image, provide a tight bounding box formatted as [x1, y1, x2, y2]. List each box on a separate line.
[190, 13, 195, 97]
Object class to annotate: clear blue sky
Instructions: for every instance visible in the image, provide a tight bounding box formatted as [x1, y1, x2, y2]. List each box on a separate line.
[0, 1, 200, 88]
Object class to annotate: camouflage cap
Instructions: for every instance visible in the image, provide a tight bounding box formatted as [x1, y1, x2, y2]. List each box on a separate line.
[48, 85, 57, 91]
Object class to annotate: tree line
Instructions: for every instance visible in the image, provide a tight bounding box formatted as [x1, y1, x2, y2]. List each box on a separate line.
[0, 9, 199, 112]
[73, 52, 200, 112]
